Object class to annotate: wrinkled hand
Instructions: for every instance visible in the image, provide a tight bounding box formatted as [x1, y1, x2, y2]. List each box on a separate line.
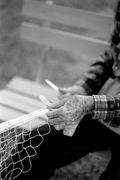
[58, 85, 86, 100]
[47, 95, 94, 136]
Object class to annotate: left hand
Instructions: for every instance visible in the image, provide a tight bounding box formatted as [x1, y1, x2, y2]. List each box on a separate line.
[58, 85, 86, 100]
[47, 95, 94, 136]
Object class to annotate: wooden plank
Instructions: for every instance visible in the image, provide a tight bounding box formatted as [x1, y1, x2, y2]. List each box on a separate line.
[7, 76, 58, 103]
[0, 105, 24, 121]
[20, 22, 109, 58]
[23, 0, 113, 41]
[0, 89, 47, 119]
[0, 90, 48, 130]
[0, 105, 48, 132]
[0, 89, 44, 111]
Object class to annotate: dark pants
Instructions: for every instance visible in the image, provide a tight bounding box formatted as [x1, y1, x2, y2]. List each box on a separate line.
[8, 115, 120, 180]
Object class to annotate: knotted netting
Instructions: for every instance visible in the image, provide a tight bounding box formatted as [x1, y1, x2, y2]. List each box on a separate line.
[0, 107, 50, 180]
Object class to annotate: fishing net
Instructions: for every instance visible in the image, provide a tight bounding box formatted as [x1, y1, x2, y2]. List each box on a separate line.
[0, 108, 50, 180]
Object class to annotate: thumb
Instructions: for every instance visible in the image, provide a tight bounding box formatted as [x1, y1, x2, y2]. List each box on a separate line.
[48, 98, 67, 109]
[63, 124, 77, 137]
[58, 87, 71, 100]
[59, 87, 71, 94]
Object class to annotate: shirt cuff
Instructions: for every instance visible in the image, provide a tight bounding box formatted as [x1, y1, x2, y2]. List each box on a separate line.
[92, 95, 115, 123]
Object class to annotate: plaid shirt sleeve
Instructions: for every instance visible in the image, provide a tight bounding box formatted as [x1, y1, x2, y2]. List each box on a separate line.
[92, 94, 120, 127]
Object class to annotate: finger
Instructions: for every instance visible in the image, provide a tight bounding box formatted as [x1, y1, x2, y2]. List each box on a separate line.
[54, 123, 65, 131]
[59, 87, 71, 94]
[48, 98, 67, 109]
[63, 124, 77, 137]
[65, 92, 71, 97]
[39, 95, 51, 106]
[58, 92, 71, 100]
[48, 116, 66, 125]
[47, 108, 64, 119]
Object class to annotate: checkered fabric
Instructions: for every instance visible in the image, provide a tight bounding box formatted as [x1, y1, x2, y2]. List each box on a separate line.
[92, 94, 120, 127]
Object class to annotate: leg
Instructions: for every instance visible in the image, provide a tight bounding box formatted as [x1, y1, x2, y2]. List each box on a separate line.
[99, 146, 120, 180]
[14, 114, 120, 180]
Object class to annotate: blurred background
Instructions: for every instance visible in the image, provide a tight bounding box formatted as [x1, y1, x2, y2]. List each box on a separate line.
[0, 0, 117, 179]
[0, 0, 117, 89]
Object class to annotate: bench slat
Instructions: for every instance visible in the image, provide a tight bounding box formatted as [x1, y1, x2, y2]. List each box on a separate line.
[0, 105, 24, 121]
[0, 89, 44, 110]
[21, 22, 109, 58]
[0, 90, 48, 130]
[7, 76, 58, 103]
[0, 89, 47, 119]
[0, 104, 47, 130]
[23, 0, 113, 41]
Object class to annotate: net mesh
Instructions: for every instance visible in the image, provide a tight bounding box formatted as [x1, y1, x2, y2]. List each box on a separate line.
[0, 108, 50, 180]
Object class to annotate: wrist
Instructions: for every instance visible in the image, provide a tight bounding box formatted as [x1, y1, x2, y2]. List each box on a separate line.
[79, 95, 95, 114]
[87, 96, 95, 111]
[75, 95, 95, 115]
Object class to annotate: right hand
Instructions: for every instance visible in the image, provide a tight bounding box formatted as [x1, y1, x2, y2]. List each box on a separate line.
[47, 95, 94, 136]
[58, 85, 86, 100]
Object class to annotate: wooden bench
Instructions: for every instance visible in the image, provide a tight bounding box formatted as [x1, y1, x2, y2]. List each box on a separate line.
[0, 76, 58, 123]
[22, 0, 113, 41]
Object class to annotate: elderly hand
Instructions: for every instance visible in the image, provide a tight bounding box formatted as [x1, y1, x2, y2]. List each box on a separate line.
[58, 85, 86, 100]
[47, 95, 94, 136]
